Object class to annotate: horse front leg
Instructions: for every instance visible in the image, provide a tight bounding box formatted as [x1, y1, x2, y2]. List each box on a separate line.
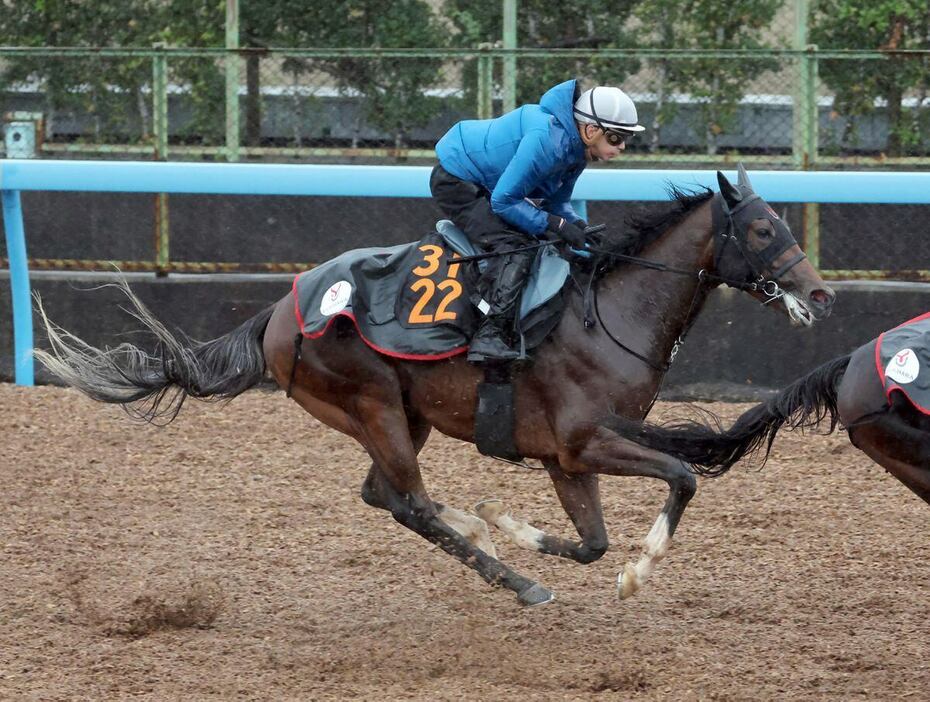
[565, 426, 697, 600]
[356, 403, 552, 606]
[474, 462, 608, 564]
[362, 466, 498, 557]
[361, 415, 498, 558]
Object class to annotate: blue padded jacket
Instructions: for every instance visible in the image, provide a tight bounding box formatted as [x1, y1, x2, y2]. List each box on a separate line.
[435, 79, 586, 236]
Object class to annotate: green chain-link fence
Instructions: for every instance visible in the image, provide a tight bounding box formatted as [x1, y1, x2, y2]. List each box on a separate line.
[3, 46, 929, 165]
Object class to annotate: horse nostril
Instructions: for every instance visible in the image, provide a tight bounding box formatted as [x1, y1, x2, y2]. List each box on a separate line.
[810, 289, 834, 308]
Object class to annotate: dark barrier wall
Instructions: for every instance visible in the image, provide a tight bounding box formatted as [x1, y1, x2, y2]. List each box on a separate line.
[1, 273, 927, 400]
[3, 191, 930, 271]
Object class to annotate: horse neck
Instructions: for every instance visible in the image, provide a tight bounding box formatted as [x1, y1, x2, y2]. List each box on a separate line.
[597, 202, 716, 366]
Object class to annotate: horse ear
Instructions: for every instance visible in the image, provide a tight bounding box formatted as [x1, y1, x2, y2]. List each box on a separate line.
[736, 162, 754, 191]
[717, 171, 743, 209]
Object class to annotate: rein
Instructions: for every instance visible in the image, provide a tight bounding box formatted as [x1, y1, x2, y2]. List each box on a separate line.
[582, 194, 803, 371]
[452, 193, 805, 373]
[585, 268, 708, 373]
[583, 246, 766, 294]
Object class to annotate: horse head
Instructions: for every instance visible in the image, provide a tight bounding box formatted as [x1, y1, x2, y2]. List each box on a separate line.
[714, 164, 834, 326]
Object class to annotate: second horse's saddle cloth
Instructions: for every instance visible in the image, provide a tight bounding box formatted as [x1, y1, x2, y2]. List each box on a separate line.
[877, 311, 930, 413]
[292, 221, 570, 360]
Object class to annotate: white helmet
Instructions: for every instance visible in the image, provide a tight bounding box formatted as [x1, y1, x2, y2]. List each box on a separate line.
[573, 86, 645, 134]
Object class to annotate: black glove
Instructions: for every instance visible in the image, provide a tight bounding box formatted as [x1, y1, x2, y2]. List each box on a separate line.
[547, 215, 587, 248]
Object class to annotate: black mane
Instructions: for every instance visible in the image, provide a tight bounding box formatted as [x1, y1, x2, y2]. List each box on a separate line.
[593, 185, 714, 272]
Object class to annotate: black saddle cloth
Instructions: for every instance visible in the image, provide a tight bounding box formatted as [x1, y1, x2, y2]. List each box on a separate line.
[877, 311, 930, 413]
[293, 231, 566, 360]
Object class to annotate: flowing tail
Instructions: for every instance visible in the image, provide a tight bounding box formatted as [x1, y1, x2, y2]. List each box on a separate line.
[33, 280, 275, 423]
[603, 354, 852, 476]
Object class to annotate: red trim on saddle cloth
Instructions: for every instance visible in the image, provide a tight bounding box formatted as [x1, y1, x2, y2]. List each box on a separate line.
[875, 310, 930, 415]
[885, 385, 930, 417]
[291, 276, 468, 362]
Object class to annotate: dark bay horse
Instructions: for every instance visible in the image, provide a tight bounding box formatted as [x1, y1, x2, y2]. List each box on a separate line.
[35, 165, 835, 606]
[605, 318, 930, 503]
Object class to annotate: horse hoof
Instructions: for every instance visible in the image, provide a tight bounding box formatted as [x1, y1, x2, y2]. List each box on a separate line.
[617, 564, 639, 600]
[474, 498, 506, 522]
[517, 583, 555, 607]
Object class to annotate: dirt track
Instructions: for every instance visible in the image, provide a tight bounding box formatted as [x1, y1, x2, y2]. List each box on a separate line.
[2, 383, 928, 701]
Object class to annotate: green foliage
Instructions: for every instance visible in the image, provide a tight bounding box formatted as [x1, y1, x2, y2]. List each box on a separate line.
[288, 0, 449, 146]
[634, 0, 781, 154]
[0, 0, 165, 140]
[446, 0, 640, 106]
[811, 0, 930, 156]
[0, 0, 926, 157]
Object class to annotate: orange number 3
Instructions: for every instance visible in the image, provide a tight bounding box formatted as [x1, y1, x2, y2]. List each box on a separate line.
[412, 244, 444, 277]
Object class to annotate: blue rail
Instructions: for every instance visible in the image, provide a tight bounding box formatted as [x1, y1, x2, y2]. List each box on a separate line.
[5, 159, 930, 385]
[5, 160, 930, 202]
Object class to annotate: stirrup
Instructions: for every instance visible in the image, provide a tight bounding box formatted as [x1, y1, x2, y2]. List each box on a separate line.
[467, 344, 522, 364]
[466, 330, 522, 363]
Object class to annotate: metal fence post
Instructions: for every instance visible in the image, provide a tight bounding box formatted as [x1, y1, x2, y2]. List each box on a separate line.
[794, 0, 820, 269]
[226, 0, 241, 162]
[153, 45, 170, 275]
[502, 0, 517, 113]
[153, 46, 168, 159]
[477, 44, 494, 119]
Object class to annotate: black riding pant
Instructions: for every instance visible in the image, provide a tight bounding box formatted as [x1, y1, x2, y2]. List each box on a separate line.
[429, 163, 532, 254]
[429, 164, 535, 337]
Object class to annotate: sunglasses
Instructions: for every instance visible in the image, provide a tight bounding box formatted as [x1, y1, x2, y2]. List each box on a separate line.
[604, 130, 630, 147]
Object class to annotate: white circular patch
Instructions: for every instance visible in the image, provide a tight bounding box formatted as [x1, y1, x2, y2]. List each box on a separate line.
[319, 280, 353, 316]
[885, 348, 920, 384]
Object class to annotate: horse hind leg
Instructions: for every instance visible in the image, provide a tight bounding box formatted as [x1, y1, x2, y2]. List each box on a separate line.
[436, 503, 498, 559]
[363, 468, 499, 558]
[266, 309, 517, 598]
[474, 462, 608, 564]
[849, 408, 930, 505]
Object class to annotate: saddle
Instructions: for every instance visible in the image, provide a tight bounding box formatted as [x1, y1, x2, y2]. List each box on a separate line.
[293, 221, 570, 360]
[876, 311, 930, 414]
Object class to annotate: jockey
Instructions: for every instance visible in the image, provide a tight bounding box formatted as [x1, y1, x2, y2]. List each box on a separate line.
[430, 78, 644, 364]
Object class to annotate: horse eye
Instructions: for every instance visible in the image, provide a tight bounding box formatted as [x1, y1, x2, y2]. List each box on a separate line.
[756, 227, 774, 239]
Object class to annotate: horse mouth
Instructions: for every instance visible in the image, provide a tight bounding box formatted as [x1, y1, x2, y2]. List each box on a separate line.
[783, 292, 813, 327]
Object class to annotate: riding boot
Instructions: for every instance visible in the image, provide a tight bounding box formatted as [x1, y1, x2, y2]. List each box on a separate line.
[467, 252, 533, 364]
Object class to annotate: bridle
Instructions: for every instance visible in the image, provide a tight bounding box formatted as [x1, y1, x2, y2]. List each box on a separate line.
[582, 190, 807, 373]
[712, 191, 806, 298]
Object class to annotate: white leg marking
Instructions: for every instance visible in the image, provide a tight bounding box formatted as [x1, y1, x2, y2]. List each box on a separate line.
[618, 512, 672, 600]
[438, 505, 497, 558]
[643, 513, 671, 560]
[474, 499, 545, 552]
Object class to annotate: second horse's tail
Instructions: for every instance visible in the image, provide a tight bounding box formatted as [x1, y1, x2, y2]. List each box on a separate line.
[604, 354, 852, 476]
[34, 280, 275, 423]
